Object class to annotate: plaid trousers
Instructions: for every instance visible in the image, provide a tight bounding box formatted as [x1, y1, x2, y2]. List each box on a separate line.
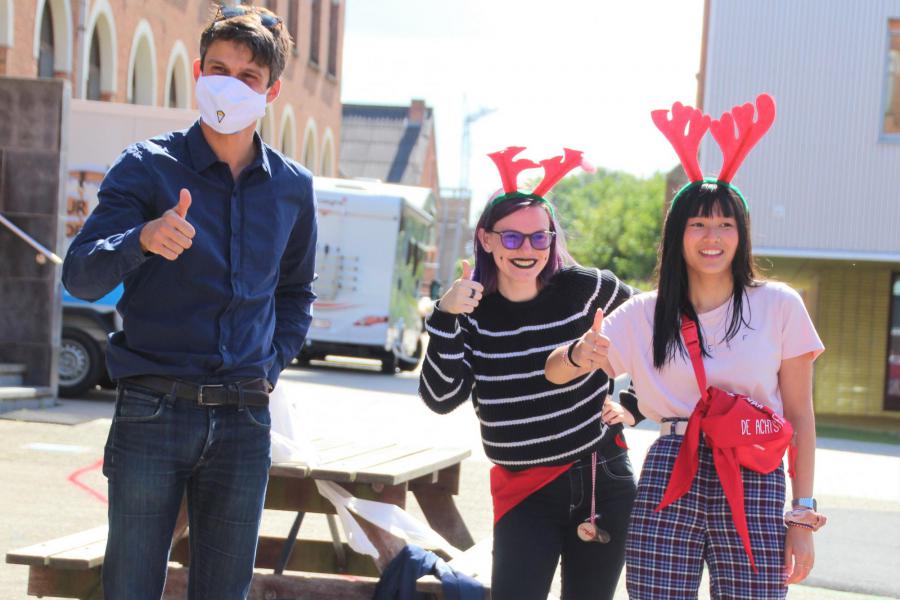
[625, 434, 787, 599]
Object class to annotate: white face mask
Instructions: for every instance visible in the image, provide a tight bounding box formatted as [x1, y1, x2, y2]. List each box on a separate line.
[195, 75, 267, 135]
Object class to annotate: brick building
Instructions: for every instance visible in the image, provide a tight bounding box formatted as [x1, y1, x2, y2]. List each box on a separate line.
[0, 0, 344, 175]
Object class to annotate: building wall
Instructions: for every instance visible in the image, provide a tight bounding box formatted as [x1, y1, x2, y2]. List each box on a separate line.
[701, 0, 900, 259]
[765, 257, 900, 418]
[0, 0, 342, 174]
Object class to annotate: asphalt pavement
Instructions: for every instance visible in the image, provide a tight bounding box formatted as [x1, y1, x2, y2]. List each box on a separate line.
[1, 360, 897, 599]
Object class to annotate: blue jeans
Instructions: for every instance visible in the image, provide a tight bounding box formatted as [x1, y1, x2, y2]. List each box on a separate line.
[492, 448, 637, 600]
[102, 381, 272, 600]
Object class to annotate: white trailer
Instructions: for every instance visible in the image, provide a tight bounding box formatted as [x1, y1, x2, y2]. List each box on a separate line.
[303, 177, 435, 373]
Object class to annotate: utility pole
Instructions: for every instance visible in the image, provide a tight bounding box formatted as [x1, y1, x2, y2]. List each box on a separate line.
[443, 105, 494, 287]
[459, 106, 495, 191]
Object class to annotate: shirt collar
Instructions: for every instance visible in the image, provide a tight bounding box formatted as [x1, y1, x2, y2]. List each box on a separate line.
[185, 120, 273, 179]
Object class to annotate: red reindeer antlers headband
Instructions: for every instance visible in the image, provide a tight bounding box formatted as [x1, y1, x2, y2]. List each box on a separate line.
[652, 93, 776, 208]
[487, 147, 593, 216]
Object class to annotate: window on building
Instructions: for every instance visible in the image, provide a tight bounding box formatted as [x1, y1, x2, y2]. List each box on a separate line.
[286, 0, 298, 56]
[86, 30, 101, 100]
[303, 127, 316, 169]
[130, 32, 155, 105]
[321, 135, 333, 176]
[37, 2, 55, 78]
[884, 20, 900, 134]
[309, 0, 321, 66]
[327, 0, 339, 77]
[168, 71, 178, 108]
[886, 274, 900, 410]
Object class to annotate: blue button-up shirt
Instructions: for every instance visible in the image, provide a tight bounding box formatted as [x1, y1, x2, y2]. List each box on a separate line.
[62, 121, 317, 386]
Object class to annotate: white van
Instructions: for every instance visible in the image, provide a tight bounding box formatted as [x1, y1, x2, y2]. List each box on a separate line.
[302, 177, 435, 373]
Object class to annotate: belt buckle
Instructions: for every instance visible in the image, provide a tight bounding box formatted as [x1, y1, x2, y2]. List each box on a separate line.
[197, 384, 226, 406]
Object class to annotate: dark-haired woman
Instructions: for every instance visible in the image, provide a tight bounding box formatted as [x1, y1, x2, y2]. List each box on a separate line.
[546, 180, 824, 599]
[418, 147, 638, 600]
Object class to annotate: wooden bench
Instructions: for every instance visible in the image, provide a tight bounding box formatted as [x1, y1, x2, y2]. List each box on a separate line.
[7, 528, 493, 600]
[7, 438, 493, 599]
[7, 526, 107, 600]
[416, 536, 493, 596]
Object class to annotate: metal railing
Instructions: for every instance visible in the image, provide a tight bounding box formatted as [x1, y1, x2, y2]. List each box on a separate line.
[0, 213, 63, 265]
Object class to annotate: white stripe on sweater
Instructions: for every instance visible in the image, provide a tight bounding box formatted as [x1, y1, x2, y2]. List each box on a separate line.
[468, 339, 578, 360]
[425, 353, 454, 383]
[461, 268, 602, 336]
[483, 413, 602, 447]
[420, 371, 466, 403]
[477, 374, 591, 405]
[491, 426, 610, 466]
[438, 351, 465, 360]
[425, 321, 460, 339]
[478, 383, 608, 427]
[474, 369, 545, 382]
[602, 275, 621, 313]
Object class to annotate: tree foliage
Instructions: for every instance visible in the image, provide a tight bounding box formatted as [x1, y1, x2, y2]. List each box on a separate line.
[547, 169, 666, 289]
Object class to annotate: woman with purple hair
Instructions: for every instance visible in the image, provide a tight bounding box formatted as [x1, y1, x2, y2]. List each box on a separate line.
[418, 147, 640, 600]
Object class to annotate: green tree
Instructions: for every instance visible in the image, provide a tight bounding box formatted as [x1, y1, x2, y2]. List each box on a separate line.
[548, 169, 666, 289]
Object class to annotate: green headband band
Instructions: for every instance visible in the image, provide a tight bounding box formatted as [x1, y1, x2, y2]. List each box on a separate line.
[489, 191, 557, 219]
[671, 177, 749, 211]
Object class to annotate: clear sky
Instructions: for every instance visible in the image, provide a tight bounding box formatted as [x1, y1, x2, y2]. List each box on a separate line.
[341, 0, 706, 213]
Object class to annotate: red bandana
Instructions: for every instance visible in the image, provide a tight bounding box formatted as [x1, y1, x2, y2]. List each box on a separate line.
[656, 317, 796, 572]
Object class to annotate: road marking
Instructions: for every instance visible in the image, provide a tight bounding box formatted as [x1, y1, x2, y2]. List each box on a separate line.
[23, 442, 89, 453]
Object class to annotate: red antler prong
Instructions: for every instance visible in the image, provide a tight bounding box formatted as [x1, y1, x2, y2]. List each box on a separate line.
[531, 148, 587, 197]
[710, 93, 776, 183]
[487, 146, 540, 194]
[651, 101, 711, 182]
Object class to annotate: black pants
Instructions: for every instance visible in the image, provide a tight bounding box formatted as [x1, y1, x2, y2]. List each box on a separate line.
[491, 449, 637, 600]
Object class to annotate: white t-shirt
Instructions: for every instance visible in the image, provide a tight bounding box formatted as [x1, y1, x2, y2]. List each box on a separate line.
[602, 282, 824, 422]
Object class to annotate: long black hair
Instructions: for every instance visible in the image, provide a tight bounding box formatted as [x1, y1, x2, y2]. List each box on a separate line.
[652, 181, 762, 369]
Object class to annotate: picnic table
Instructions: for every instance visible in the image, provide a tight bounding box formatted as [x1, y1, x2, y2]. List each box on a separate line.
[7, 438, 492, 600]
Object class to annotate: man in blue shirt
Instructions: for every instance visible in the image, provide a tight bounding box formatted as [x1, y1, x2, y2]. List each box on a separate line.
[62, 6, 315, 599]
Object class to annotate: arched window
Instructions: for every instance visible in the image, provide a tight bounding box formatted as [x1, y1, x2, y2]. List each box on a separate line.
[279, 105, 297, 159]
[0, 0, 11, 43]
[37, 2, 54, 77]
[257, 105, 275, 144]
[309, 0, 321, 65]
[320, 129, 335, 176]
[164, 41, 191, 108]
[327, 0, 339, 77]
[33, 0, 73, 77]
[83, 1, 117, 101]
[128, 21, 157, 106]
[86, 30, 101, 100]
[302, 120, 317, 170]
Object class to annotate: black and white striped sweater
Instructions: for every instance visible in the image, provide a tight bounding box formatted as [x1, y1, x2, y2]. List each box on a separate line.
[419, 266, 637, 469]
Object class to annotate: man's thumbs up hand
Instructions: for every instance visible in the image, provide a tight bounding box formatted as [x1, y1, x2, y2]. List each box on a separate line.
[174, 188, 191, 218]
[139, 188, 197, 260]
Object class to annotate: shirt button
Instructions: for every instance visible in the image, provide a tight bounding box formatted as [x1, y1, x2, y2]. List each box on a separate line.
[221, 344, 227, 351]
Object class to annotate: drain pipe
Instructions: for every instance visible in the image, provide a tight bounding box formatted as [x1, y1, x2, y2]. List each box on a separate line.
[74, 0, 88, 99]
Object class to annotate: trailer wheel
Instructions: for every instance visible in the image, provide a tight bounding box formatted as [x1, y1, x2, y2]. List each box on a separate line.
[380, 351, 398, 374]
[397, 338, 423, 372]
[59, 327, 103, 397]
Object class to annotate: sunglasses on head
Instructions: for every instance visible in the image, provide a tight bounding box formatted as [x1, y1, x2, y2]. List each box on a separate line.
[489, 229, 556, 250]
[215, 5, 283, 29]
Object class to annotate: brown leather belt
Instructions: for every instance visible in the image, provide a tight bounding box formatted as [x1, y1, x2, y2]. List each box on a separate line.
[122, 375, 270, 407]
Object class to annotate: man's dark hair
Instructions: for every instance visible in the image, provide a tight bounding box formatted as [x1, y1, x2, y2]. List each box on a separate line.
[200, 5, 293, 87]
